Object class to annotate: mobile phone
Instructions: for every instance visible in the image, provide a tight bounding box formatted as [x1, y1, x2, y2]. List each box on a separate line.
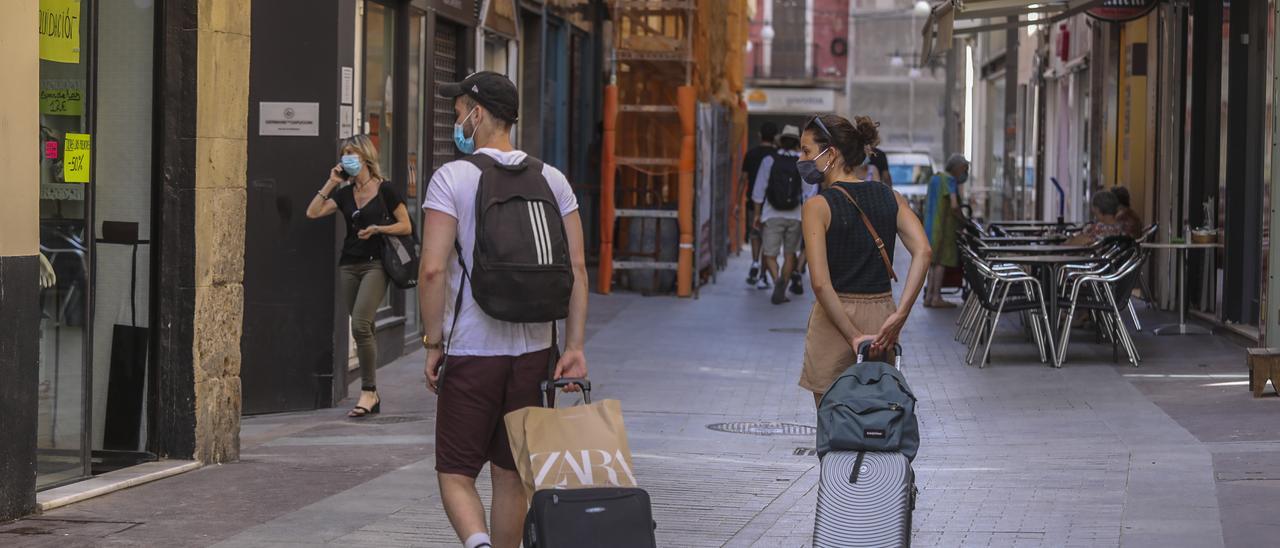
[335, 166, 350, 180]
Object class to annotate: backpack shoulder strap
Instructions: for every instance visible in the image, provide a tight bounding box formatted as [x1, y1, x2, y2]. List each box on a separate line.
[832, 183, 898, 282]
[462, 153, 499, 172]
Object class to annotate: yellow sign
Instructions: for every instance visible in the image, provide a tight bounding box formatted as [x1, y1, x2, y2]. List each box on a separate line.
[39, 0, 82, 64]
[64, 133, 91, 183]
[40, 84, 84, 116]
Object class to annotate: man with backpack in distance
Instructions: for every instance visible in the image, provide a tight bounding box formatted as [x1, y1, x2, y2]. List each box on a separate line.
[418, 71, 589, 548]
[752, 124, 813, 305]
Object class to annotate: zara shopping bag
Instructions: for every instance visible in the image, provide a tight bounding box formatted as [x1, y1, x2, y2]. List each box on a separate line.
[504, 380, 638, 499]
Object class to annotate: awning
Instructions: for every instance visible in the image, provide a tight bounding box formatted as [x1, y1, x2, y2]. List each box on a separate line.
[921, 0, 1108, 63]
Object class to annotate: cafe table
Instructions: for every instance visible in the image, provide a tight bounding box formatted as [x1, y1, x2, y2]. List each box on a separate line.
[988, 220, 1073, 226]
[997, 225, 1077, 235]
[1141, 242, 1224, 335]
[981, 244, 1097, 257]
[979, 235, 1069, 245]
[990, 254, 1109, 332]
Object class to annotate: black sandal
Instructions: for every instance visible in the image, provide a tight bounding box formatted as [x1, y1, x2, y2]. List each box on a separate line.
[347, 387, 381, 418]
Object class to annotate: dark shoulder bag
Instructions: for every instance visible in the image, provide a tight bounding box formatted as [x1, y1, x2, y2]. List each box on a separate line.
[378, 186, 420, 289]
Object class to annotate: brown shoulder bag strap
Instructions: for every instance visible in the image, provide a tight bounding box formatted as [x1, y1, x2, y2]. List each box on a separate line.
[831, 184, 898, 282]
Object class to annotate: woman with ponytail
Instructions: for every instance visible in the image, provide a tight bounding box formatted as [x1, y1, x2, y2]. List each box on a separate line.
[797, 114, 932, 405]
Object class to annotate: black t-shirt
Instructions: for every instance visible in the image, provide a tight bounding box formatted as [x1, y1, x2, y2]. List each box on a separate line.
[743, 144, 775, 195]
[332, 182, 404, 265]
[869, 147, 890, 186]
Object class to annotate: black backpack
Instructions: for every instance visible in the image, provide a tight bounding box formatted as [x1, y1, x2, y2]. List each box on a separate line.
[457, 154, 573, 323]
[765, 152, 803, 210]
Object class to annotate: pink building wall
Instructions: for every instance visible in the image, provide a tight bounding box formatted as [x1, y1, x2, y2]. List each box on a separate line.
[746, 0, 850, 81]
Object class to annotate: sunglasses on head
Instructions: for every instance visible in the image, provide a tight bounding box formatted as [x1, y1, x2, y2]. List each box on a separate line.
[810, 115, 832, 139]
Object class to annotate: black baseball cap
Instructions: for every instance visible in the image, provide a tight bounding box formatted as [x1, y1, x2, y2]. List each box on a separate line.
[439, 71, 519, 124]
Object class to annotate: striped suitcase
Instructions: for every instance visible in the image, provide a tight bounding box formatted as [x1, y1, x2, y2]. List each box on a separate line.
[813, 450, 916, 548]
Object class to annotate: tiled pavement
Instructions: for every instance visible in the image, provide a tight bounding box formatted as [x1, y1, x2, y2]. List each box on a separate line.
[4, 250, 1278, 547]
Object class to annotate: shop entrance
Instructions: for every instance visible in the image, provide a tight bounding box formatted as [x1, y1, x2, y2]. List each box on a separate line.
[37, 0, 158, 489]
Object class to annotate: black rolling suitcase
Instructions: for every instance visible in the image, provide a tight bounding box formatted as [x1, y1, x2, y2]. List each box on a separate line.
[813, 344, 918, 548]
[521, 379, 657, 548]
[524, 487, 657, 548]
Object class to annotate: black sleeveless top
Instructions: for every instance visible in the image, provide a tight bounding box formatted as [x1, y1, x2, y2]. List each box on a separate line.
[819, 181, 898, 294]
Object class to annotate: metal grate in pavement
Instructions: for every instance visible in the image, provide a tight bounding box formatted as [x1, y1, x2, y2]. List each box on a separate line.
[707, 421, 817, 436]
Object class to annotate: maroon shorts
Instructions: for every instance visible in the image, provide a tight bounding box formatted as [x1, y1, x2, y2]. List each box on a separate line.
[435, 349, 552, 478]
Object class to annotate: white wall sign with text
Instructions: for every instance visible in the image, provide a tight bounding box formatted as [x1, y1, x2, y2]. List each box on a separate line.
[259, 102, 320, 137]
[744, 88, 836, 114]
[341, 66, 353, 105]
[339, 105, 353, 138]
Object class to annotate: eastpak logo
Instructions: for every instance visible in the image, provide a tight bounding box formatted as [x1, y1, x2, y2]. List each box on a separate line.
[864, 429, 886, 439]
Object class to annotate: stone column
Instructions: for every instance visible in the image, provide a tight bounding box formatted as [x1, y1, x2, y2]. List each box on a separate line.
[0, 0, 40, 522]
[192, 0, 251, 463]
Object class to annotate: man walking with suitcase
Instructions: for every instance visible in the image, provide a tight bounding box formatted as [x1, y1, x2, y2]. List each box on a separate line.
[418, 72, 590, 548]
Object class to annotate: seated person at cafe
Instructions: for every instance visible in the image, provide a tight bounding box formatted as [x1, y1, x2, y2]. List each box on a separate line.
[1112, 186, 1143, 239]
[1067, 191, 1128, 245]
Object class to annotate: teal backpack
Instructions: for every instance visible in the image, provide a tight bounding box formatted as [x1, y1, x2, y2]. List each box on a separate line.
[816, 343, 920, 461]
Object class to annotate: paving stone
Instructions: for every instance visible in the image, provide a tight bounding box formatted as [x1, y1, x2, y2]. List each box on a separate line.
[13, 251, 1275, 547]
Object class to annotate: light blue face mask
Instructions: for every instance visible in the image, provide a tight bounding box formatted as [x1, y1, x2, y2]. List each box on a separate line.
[453, 107, 479, 154]
[341, 154, 363, 176]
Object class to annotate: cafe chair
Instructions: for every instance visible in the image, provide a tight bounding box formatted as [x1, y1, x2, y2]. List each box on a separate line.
[1055, 251, 1149, 368]
[959, 250, 1056, 368]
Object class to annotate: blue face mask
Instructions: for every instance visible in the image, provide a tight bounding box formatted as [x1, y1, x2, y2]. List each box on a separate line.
[341, 154, 363, 176]
[453, 107, 479, 154]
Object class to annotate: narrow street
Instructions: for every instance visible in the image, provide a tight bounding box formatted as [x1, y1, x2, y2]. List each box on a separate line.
[4, 250, 1278, 547]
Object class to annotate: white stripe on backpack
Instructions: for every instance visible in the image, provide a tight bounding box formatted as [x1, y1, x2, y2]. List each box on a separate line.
[537, 202, 553, 264]
[527, 202, 547, 264]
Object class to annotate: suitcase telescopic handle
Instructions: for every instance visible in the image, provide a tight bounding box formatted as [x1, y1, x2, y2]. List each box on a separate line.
[856, 341, 903, 369]
[541, 378, 592, 407]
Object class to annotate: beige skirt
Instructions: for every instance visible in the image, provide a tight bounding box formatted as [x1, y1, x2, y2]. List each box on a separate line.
[800, 292, 896, 394]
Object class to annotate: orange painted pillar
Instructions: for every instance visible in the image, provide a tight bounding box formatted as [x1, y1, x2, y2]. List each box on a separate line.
[729, 100, 747, 255]
[677, 86, 696, 297]
[597, 85, 618, 295]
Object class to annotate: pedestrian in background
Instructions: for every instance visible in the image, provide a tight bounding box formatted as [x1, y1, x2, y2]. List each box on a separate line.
[1112, 186, 1143, 239]
[305, 135, 413, 418]
[867, 146, 891, 186]
[923, 154, 968, 308]
[1067, 191, 1127, 245]
[419, 72, 589, 548]
[744, 122, 778, 288]
[752, 124, 814, 305]
[797, 114, 931, 406]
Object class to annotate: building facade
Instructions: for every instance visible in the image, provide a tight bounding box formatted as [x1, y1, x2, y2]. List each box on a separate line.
[948, 0, 1276, 343]
[2, 0, 606, 522]
[746, 0, 947, 166]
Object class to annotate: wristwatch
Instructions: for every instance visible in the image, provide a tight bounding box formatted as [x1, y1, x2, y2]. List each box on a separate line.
[422, 336, 444, 350]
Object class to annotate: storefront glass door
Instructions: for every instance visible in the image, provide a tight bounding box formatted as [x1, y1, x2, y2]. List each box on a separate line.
[38, 0, 157, 489]
[38, 0, 94, 489]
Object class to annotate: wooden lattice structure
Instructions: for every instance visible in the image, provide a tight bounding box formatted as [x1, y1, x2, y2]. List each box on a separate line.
[599, 0, 748, 296]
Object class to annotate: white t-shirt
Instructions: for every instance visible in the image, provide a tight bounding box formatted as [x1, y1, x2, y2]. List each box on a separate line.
[752, 150, 818, 221]
[423, 148, 579, 356]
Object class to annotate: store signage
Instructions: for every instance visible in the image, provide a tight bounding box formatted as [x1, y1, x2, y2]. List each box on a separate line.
[745, 88, 836, 114]
[341, 67, 354, 105]
[1087, 0, 1158, 23]
[63, 133, 91, 183]
[40, 80, 84, 116]
[339, 105, 354, 139]
[45, 140, 59, 160]
[259, 102, 320, 137]
[39, 0, 82, 64]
